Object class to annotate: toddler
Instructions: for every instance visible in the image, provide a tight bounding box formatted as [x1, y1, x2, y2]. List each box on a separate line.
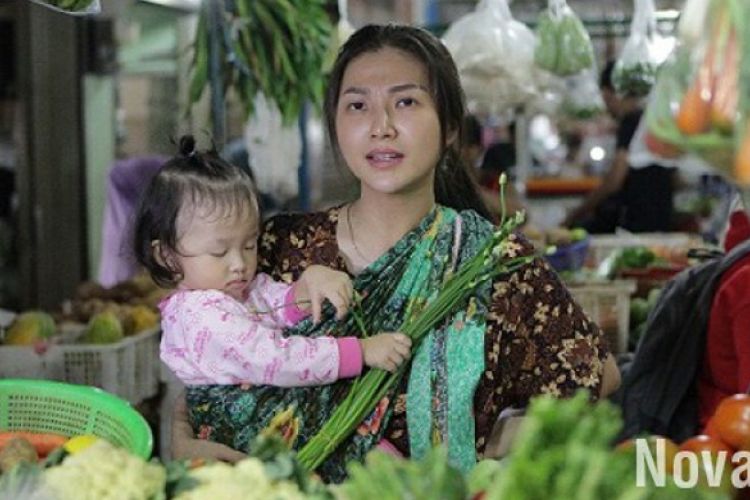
[134, 136, 411, 389]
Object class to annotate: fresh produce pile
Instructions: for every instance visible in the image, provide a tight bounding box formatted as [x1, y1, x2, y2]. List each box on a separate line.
[2, 393, 732, 499]
[188, 0, 332, 125]
[1, 274, 162, 348]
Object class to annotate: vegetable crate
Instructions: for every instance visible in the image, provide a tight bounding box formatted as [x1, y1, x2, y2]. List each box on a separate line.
[0, 327, 160, 405]
[568, 280, 636, 354]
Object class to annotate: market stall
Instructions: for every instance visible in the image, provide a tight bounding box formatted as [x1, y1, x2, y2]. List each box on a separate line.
[2, 0, 750, 498]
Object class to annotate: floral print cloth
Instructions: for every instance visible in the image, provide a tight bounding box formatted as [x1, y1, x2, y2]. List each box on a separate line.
[159, 273, 356, 386]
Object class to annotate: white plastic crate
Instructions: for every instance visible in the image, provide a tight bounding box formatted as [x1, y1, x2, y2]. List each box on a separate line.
[568, 280, 636, 354]
[586, 232, 698, 268]
[0, 327, 160, 405]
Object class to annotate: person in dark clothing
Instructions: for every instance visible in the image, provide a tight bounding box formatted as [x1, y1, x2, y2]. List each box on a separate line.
[460, 115, 524, 221]
[563, 61, 676, 233]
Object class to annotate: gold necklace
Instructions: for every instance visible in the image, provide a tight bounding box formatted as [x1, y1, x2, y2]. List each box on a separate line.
[346, 203, 372, 264]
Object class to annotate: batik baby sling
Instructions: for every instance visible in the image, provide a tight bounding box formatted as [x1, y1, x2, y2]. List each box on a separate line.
[186, 206, 493, 482]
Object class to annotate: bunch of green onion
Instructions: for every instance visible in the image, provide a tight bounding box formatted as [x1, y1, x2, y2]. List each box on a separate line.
[296, 175, 533, 472]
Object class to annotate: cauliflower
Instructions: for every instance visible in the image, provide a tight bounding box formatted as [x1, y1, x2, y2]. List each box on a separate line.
[43, 440, 165, 500]
[174, 458, 305, 500]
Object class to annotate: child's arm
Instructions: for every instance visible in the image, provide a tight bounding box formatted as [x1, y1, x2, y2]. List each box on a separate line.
[245, 273, 310, 327]
[160, 290, 363, 387]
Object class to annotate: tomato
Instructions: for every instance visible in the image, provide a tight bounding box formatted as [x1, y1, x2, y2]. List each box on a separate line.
[713, 394, 750, 451]
[616, 435, 680, 475]
[679, 435, 737, 496]
[680, 434, 735, 457]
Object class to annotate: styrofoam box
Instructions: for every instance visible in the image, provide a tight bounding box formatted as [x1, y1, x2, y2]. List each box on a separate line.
[0, 327, 160, 405]
[568, 280, 637, 354]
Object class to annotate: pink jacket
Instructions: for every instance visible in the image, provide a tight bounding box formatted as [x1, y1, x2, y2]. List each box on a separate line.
[159, 273, 362, 386]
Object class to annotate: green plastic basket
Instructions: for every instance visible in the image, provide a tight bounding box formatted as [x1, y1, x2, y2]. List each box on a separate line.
[0, 379, 153, 459]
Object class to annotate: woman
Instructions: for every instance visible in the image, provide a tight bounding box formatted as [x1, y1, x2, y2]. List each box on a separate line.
[171, 24, 620, 481]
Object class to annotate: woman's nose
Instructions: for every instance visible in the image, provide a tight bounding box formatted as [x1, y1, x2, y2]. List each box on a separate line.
[370, 108, 396, 139]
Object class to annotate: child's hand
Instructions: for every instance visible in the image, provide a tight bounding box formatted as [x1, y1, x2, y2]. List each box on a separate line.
[360, 332, 412, 372]
[295, 265, 353, 323]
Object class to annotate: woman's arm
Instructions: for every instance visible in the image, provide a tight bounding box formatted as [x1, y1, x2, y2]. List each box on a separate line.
[170, 392, 247, 463]
[600, 353, 622, 398]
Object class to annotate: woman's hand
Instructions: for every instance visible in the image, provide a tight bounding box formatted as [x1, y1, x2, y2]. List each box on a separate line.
[294, 265, 354, 323]
[171, 392, 247, 463]
[360, 332, 412, 372]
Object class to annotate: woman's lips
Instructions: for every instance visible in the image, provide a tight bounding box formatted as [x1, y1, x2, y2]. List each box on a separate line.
[366, 150, 404, 168]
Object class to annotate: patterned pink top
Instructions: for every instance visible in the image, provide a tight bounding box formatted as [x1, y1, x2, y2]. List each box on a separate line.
[159, 273, 362, 386]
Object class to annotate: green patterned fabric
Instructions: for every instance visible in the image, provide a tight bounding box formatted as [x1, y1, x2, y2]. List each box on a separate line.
[187, 206, 493, 482]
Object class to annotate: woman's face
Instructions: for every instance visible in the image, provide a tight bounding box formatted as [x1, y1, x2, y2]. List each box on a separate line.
[335, 47, 443, 200]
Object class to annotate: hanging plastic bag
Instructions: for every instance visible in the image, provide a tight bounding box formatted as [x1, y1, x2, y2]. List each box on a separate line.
[442, 0, 537, 115]
[322, 0, 355, 72]
[244, 93, 301, 201]
[678, 0, 712, 45]
[28, 0, 100, 15]
[534, 0, 595, 77]
[643, 0, 741, 183]
[560, 67, 605, 119]
[613, 0, 674, 96]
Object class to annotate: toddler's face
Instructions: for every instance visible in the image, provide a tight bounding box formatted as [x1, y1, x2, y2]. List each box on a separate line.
[173, 200, 259, 302]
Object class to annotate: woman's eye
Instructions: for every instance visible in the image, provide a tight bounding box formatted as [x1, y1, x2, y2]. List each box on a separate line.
[345, 101, 365, 111]
[397, 97, 416, 107]
[244, 243, 257, 251]
[211, 250, 228, 257]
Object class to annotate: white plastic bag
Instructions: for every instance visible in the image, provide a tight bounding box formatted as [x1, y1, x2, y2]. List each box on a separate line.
[28, 0, 101, 16]
[613, 0, 675, 96]
[323, 0, 355, 72]
[442, 0, 537, 115]
[677, 0, 712, 45]
[244, 93, 301, 201]
[560, 67, 606, 119]
[534, 0, 595, 77]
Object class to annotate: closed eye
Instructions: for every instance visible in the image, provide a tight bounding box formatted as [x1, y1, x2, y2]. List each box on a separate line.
[210, 250, 228, 257]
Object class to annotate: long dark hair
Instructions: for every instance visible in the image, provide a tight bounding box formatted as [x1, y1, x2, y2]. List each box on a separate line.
[324, 24, 491, 220]
[133, 135, 259, 288]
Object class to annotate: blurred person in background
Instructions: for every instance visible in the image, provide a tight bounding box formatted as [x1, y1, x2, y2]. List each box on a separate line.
[461, 115, 525, 222]
[563, 61, 677, 233]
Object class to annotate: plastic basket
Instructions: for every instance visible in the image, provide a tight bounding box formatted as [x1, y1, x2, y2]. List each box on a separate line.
[0, 327, 160, 405]
[0, 379, 152, 459]
[568, 280, 636, 354]
[545, 238, 591, 272]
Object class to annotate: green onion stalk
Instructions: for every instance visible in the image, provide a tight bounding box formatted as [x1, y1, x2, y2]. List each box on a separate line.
[296, 175, 533, 472]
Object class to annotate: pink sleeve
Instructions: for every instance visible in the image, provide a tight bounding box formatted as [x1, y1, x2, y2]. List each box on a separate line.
[159, 290, 342, 387]
[245, 273, 309, 327]
[336, 337, 363, 379]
